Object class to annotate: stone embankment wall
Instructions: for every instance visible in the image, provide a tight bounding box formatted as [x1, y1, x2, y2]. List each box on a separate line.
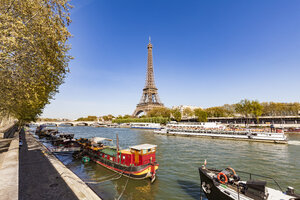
[0, 116, 18, 139]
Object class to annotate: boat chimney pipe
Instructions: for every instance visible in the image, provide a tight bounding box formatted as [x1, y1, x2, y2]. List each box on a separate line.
[287, 186, 295, 195]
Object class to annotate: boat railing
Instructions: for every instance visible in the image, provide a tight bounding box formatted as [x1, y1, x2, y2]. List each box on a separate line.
[235, 170, 283, 192]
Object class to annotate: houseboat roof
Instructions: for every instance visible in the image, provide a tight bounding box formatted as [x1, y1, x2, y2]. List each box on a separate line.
[121, 149, 131, 154]
[129, 144, 157, 150]
[101, 147, 117, 156]
[58, 133, 74, 136]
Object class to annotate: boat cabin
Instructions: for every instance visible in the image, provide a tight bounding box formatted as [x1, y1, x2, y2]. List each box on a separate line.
[128, 144, 157, 166]
[58, 133, 75, 140]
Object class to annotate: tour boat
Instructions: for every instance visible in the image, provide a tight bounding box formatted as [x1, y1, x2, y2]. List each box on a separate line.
[198, 164, 300, 200]
[154, 124, 287, 144]
[130, 123, 161, 130]
[76, 137, 159, 182]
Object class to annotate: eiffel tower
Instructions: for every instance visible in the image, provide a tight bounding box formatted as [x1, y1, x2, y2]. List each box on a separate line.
[133, 38, 164, 116]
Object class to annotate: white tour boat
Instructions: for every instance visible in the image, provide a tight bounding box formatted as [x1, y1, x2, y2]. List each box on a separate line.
[154, 123, 287, 144]
[130, 123, 161, 130]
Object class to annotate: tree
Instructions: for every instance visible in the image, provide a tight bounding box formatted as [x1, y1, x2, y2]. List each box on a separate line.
[171, 108, 181, 122]
[250, 100, 263, 123]
[0, 0, 72, 124]
[123, 114, 132, 119]
[147, 107, 171, 118]
[205, 107, 228, 117]
[183, 107, 194, 118]
[235, 99, 252, 117]
[194, 108, 207, 122]
[76, 116, 97, 121]
[102, 114, 114, 121]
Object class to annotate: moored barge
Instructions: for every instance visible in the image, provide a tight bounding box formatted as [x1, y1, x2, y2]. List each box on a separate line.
[77, 137, 159, 182]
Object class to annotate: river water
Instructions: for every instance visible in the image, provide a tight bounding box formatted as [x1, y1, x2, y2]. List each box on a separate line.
[39, 126, 300, 200]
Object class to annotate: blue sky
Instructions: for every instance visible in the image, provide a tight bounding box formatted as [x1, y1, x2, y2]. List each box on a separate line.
[42, 0, 300, 119]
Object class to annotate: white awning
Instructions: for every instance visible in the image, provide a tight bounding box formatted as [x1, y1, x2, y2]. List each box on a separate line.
[89, 137, 113, 143]
[129, 144, 157, 150]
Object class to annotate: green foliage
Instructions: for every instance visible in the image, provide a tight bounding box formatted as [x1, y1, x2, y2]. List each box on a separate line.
[37, 118, 59, 122]
[205, 107, 227, 117]
[115, 114, 133, 119]
[102, 114, 114, 121]
[194, 108, 207, 122]
[112, 117, 169, 124]
[182, 107, 194, 117]
[235, 99, 252, 117]
[123, 114, 132, 119]
[171, 108, 182, 122]
[0, 0, 72, 124]
[261, 102, 300, 116]
[76, 116, 97, 121]
[147, 107, 171, 118]
[251, 100, 263, 121]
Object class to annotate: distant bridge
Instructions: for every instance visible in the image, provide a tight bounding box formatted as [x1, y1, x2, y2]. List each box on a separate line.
[31, 121, 112, 127]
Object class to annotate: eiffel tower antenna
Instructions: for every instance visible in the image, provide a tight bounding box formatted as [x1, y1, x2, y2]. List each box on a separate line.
[133, 38, 164, 117]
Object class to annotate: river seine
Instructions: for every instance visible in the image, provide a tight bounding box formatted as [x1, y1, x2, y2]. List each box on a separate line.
[48, 127, 300, 200]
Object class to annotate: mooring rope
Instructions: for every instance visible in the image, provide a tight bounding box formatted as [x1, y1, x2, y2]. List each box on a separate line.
[115, 165, 132, 200]
[85, 165, 132, 185]
[84, 172, 121, 184]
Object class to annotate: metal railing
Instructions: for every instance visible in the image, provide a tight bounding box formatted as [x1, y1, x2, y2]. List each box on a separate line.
[235, 170, 283, 192]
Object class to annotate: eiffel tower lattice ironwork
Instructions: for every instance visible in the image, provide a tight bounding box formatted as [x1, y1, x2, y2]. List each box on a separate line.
[133, 38, 164, 116]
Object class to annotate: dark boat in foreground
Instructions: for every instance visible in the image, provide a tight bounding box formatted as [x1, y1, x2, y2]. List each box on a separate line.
[76, 137, 159, 182]
[199, 163, 300, 200]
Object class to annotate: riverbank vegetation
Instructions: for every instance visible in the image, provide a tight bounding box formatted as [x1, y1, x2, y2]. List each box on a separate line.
[112, 117, 169, 124]
[0, 0, 72, 124]
[76, 116, 98, 121]
[136, 100, 300, 123]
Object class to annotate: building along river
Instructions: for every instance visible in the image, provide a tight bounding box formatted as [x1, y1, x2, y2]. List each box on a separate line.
[35, 126, 300, 200]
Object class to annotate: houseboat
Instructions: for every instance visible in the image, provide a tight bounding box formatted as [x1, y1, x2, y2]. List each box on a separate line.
[130, 123, 161, 130]
[154, 123, 287, 144]
[51, 133, 79, 146]
[35, 125, 59, 138]
[77, 137, 159, 182]
[198, 164, 300, 200]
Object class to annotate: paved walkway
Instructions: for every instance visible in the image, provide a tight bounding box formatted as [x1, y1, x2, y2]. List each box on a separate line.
[19, 130, 101, 200]
[19, 130, 79, 200]
[0, 132, 19, 200]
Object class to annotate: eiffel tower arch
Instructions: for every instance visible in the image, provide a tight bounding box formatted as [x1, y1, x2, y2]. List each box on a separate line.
[133, 39, 164, 117]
